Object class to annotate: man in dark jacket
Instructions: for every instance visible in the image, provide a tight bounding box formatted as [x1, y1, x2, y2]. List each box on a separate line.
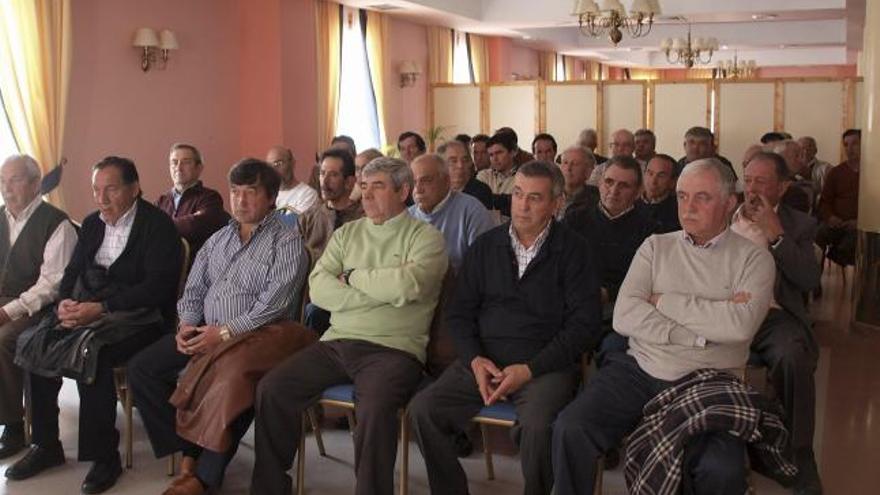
[409, 161, 602, 495]
[733, 151, 822, 495]
[637, 153, 680, 233]
[8, 156, 182, 494]
[156, 143, 229, 258]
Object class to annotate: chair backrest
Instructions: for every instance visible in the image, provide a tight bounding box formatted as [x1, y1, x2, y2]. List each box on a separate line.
[278, 206, 300, 229]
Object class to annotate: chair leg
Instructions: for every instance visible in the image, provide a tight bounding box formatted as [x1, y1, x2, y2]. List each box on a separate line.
[23, 373, 32, 445]
[480, 423, 495, 481]
[307, 408, 326, 456]
[345, 410, 357, 451]
[296, 415, 306, 495]
[593, 456, 605, 494]
[167, 453, 176, 477]
[399, 411, 409, 495]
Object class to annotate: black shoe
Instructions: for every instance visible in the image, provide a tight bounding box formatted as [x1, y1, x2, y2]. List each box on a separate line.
[0, 423, 26, 459]
[453, 430, 474, 458]
[793, 449, 823, 495]
[81, 455, 122, 494]
[5, 444, 65, 480]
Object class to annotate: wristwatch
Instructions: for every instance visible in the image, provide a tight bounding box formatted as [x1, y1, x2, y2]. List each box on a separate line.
[342, 268, 355, 285]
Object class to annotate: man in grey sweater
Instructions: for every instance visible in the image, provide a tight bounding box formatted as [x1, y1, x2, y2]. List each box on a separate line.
[552, 158, 776, 495]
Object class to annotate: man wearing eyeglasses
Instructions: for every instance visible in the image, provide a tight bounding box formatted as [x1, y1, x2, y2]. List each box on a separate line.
[266, 145, 319, 214]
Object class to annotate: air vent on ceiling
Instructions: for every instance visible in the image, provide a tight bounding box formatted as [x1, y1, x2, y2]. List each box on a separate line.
[369, 4, 402, 11]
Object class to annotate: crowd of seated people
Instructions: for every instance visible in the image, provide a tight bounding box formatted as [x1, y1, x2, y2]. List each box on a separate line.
[0, 122, 859, 495]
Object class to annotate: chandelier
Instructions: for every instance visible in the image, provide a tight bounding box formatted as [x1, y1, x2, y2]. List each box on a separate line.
[571, 0, 660, 46]
[717, 52, 757, 79]
[660, 25, 718, 68]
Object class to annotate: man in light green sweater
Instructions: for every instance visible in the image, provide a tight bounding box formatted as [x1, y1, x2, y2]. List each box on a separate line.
[251, 157, 448, 495]
[553, 158, 776, 495]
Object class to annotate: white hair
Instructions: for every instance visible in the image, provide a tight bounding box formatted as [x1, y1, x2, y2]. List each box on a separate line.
[679, 158, 736, 197]
[1, 154, 42, 183]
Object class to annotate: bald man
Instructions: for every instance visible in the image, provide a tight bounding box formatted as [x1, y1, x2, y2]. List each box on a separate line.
[588, 129, 634, 186]
[267, 146, 318, 213]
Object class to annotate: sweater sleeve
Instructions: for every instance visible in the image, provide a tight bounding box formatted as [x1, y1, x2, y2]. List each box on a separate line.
[656, 248, 775, 344]
[526, 237, 603, 377]
[613, 237, 703, 346]
[172, 189, 229, 248]
[308, 228, 386, 312]
[348, 224, 448, 307]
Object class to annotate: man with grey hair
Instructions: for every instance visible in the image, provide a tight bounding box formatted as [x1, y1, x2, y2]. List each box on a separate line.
[410, 160, 602, 495]
[251, 156, 448, 495]
[768, 140, 813, 214]
[797, 136, 831, 199]
[588, 128, 634, 186]
[558, 146, 599, 219]
[553, 158, 777, 495]
[409, 153, 494, 271]
[0, 155, 77, 459]
[266, 145, 318, 213]
[438, 140, 493, 209]
[676, 126, 736, 180]
[577, 128, 608, 164]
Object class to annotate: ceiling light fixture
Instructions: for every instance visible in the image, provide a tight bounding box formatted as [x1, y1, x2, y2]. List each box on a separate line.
[571, 0, 661, 46]
[717, 51, 757, 79]
[660, 24, 718, 68]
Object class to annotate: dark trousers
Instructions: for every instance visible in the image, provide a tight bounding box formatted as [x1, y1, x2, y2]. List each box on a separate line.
[816, 224, 856, 266]
[751, 308, 818, 451]
[29, 328, 160, 462]
[0, 306, 40, 424]
[552, 353, 747, 495]
[127, 334, 252, 488]
[409, 359, 576, 495]
[251, 339, 423, 495]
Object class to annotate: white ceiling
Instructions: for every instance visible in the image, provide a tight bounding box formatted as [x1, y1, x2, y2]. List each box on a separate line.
[341, 0, 865, 68]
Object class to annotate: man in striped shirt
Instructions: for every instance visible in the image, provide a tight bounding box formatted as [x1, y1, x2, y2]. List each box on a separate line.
[128, 159, 311, 495]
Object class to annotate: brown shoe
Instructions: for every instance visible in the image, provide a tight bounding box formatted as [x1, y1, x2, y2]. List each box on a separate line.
[162, 475, 205, 495]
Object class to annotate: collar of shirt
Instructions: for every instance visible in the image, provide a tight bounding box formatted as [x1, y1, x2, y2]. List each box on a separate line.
[492, 167, 515, 181]
[4, 194, 43, 224]
[641, 191, 672, 205]
[416, 190, 453, 215]
[100, 200, 138, 228]
[509, 218, 552, 253]
[599, 202, 635, 220]
[681, 227, 729, 249]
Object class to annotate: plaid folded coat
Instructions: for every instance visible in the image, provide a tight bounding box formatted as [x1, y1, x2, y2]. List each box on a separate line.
[624, 369, 798, 495]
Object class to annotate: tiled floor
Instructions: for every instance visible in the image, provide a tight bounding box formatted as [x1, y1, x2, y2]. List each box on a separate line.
[1, 266, 877, 494]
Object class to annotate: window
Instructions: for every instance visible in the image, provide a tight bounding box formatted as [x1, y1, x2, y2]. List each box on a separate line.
[336, 7, 381, 151]
[452, 31, 473, 84]
[0, 102, 15, 160]
[555, 54, 566, 82]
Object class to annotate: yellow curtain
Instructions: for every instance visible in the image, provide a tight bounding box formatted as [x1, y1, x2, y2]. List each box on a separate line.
[538, 51, 556, 81]
[0, 0, 71, 208]
[364, 10, 388, 146]
[315, 0, 341, 151]
[563, 56, 576, 81]
[427, 26, 452, 83]
[467, 33, 489, 83]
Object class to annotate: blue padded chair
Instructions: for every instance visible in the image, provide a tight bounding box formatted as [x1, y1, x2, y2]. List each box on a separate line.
[471, 401, 517, 480]
[278, 206, 299, 229]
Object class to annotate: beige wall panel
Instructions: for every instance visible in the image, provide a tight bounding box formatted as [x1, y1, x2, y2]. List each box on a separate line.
[488, 84, 537, 147]
[432, 86, 481, 137]
[855, 80, 866, 130]
[653, 83, 709, 157]
[784, 81, 844, 165]
[545, 84, 599, 149]
[602, 84, 644, 156]
[718, 82, 775, 178]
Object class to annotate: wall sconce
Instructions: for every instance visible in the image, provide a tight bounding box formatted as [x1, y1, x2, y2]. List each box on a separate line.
[399, 60, 421, 88]
[132, 27, 179, 72]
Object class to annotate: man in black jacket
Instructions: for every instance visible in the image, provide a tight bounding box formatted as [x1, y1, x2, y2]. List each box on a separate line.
[409, 161, 602, 495]
[637, 154, 680, 233]
[8, 157, 182, 494]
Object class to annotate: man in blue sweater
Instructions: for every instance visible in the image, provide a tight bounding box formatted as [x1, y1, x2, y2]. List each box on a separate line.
[409, 161, 603, 495]
[408, 154, 495, 272]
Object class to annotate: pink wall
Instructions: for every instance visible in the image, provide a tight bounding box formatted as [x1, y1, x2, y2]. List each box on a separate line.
[508, 43, 540, 80]
[280, 0, 318, 166]
[384, 17, 428, 148]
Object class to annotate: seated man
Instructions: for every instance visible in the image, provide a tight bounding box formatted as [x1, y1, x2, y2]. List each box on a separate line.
[267, 145, 319, 213]
[495, 127, 534, 167]
[557, 146, 598, 219]
[553, 158, 776, 495]
[798, 136, 831, 204]
[565, 156, 655, 324]
[637, 153, 681, 233]
[10, 156, 182, 494]
[250, 157, 448, 495]
[531, 133, 558, 163]
[588, 128, 634, 185]
[477, 132, 520, 218]
[817, 129, 860, 267]
[438, 140, 493, 210]
[409, 161, 602, 495]
[676, 126, 736, 179]
[470, 134, 491, 172]
[409, 154, 495, 271]
[733, 151, 822, 495]
[577, 128, 608, 165]
[128, 158, 314, 495]
[0, 155, 76, 459]
[633, 128, 656, 169]
[398, 131, 427, 164]
[156, 143, 230, 257]
[768, 140, 813, 214]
